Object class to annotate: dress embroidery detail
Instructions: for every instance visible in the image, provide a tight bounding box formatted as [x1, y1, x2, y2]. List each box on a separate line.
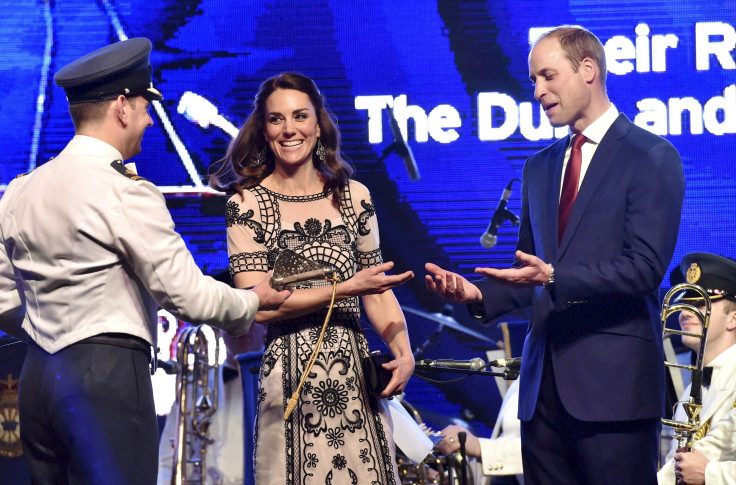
[225, 200, 265, 243]
[357, 199, 376, 236]
[228, 182, 396, 485]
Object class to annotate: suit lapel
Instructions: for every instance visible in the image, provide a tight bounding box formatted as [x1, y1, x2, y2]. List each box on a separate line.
[538, 137, 567, 262]
[557, 114, 630, 257]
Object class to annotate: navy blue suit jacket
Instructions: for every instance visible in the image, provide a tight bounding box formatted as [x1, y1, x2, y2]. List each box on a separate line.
[476, 114, 685, 422]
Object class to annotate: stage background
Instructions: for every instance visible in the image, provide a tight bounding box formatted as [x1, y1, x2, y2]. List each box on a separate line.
[2, 0, 735, 440]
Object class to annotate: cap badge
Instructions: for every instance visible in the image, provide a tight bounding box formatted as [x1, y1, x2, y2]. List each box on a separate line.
[686, 262, 701, 284]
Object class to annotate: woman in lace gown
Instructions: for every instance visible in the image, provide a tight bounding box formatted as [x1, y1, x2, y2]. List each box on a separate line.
[209, 73, 415, 485]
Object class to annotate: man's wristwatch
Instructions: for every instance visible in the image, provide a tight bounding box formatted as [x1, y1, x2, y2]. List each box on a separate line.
[543, 264, 555, 290]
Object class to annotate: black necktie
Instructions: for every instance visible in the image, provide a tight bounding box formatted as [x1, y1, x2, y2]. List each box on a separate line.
[702, 366, 713, 387]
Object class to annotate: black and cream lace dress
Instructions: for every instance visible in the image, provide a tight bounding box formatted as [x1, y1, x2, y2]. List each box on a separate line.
[226, 180, 399, 485]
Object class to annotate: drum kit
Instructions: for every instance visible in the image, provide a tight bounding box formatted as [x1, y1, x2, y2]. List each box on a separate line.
[402, 305, 496, 352]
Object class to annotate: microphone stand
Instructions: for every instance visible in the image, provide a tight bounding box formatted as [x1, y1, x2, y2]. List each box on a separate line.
[414, 363, 520, 380]
[446, 453, 455, 485]
[458, 431, 469, 485]
[412, 324, 443, 359]
[498, 208, 520, 227]
[414, 362, 518, 484]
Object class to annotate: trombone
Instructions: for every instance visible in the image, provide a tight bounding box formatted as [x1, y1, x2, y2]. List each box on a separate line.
[660, 282, 711, 454]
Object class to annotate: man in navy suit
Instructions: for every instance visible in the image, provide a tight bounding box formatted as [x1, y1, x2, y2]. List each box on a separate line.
[425, 26, 684, 484]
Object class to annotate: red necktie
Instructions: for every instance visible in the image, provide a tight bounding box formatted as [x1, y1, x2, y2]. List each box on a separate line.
[558, 134, 586, 243]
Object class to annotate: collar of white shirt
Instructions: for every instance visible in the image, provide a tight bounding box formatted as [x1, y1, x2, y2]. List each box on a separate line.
[576, 103, 619, 146]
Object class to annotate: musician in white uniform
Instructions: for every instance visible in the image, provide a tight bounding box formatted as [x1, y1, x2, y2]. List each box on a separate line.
[673, 406, 736, 485]
[437, 379, 524, 485]
[0, 38, 291, 485]
[657, 252, 736, 485]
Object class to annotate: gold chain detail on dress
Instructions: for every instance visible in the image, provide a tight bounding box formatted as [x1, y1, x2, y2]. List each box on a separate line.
[283, 274, 340, 420]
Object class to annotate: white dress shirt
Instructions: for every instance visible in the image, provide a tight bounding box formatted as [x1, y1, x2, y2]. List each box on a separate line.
[559, 103, 619, 198]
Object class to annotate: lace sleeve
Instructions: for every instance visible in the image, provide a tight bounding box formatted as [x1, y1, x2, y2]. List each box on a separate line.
[348, 181, 383, 270]
[226, 192, 269, 274]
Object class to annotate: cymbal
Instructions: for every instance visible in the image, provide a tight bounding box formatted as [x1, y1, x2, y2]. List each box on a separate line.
[402, 306, 493, 343]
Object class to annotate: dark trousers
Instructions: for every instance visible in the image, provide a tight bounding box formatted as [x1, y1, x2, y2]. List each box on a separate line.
[520, 350, 660, 485]
[19, 339, 158, 485]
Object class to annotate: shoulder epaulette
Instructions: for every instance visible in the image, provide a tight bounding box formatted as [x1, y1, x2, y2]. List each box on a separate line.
[18, 156, 57, 178]
[14, 160, 47, 178]
[110, 160, 149, 182]
[14, 170, 34, 179]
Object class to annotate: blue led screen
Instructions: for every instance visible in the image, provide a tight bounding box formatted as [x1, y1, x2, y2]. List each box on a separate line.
[2, 0, 735, 432]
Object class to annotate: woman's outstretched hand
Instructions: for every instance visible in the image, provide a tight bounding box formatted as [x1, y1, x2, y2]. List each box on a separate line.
[343, 261, 413, 297]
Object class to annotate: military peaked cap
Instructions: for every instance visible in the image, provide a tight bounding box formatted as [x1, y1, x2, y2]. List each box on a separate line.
[670, 252, 736, 303]
[54, 37, 163, 104]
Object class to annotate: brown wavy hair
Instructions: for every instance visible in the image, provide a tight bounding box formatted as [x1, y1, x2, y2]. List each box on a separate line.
[209, 72, 353, 204]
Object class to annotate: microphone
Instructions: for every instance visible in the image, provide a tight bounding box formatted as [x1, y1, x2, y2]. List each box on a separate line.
[177, 91, 239, 137]
[487, 357, 522, 368]
[379, 106, 420, 181]
[418, 357, 486, 371]
[480, 180, 520, 249]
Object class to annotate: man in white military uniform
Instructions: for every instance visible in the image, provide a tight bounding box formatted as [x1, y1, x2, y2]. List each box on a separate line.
[0, 38, 291, 485]
[673, 406, 736, 485]
[657, 253, 736, 485]
[437, 379, 524, 485]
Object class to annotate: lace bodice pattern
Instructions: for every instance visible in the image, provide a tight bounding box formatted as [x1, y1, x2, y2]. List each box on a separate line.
[226, 180, 398, 485]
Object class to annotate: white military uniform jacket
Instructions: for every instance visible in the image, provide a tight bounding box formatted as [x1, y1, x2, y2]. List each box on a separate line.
[473, 379, 524, 485]
[658, 344, 736, 485]
[686, 406, 736, 484]
[0, 136, 258, 352]
[158, 365, 245, 485]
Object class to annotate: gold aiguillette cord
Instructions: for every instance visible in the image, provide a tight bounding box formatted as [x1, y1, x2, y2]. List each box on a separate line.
[283, 274, 339, 420]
